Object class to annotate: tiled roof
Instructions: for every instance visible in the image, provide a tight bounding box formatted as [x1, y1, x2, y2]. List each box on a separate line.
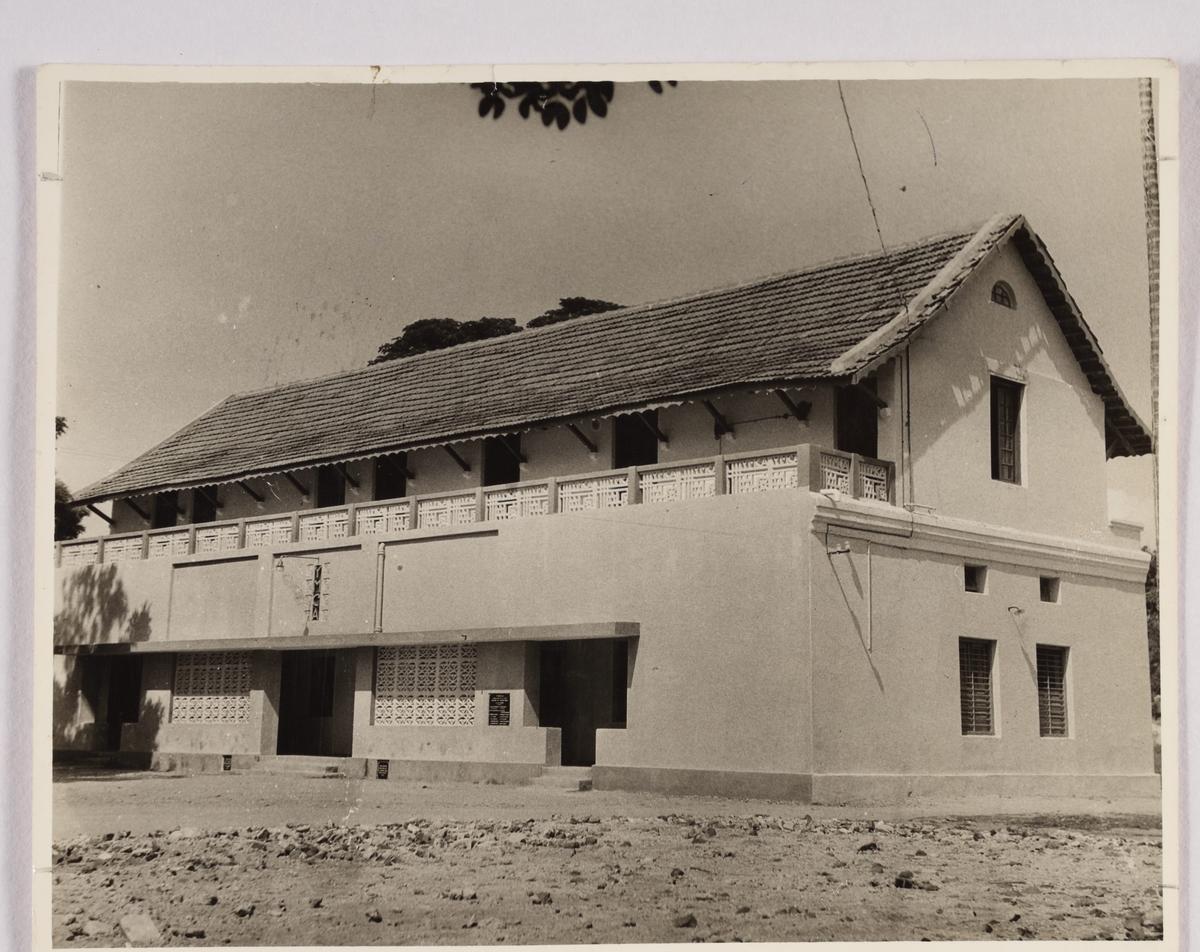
[74, 214, 1151, 503]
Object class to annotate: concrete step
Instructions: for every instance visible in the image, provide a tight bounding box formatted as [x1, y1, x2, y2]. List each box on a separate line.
[250, 756, 367, 778]
[531, 765, 594, 791]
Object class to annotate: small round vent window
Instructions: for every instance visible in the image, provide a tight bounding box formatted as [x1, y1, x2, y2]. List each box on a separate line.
[991, 281, 1016, 309]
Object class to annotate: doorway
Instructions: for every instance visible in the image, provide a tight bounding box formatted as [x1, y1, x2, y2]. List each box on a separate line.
[537, 639, 630, 766]
[276, 650, 353, 756]
[104, 655, 143, 750]
[835, 380, 879, 458]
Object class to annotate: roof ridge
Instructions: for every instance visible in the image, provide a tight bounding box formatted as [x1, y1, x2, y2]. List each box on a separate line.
[217, 221, 991, 404]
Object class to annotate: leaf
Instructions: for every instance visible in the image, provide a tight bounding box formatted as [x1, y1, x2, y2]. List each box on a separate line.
[478, 95, 492, 118]
[573, 97, 588, 124]
[554, 103, 570, 129]
[518, 96, 532, 118]
[541, 105, 556, 127]
[649, 81, 663, 94]
[491, 96, 505, 119]
[587, 88, 607, 118]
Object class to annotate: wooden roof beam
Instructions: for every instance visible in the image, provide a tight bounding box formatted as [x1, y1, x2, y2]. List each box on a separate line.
[377, 454, 415, 481]
[702, 400, 734, 438]
[335, 462, 360, 490]
[636, 411, 669, 445]
[122, 498, 149, 521]
[443, 445, 472, 474]
[238, 481, 264, 504]
[283, 472, 310, 498]
[86, 504, 114, 526]
[496, 435, 527, 465]
[566, 423, 598, 455]
[775, 389, 812, 422]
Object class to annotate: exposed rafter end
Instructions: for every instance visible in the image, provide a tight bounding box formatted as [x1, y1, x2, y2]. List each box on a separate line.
[567, 423, 598, 455]
[702, 400, 734, 439]
[86, 504, 114, 526]
[238, 481, 264, 504]
[443, 445, 471, 474]
[775, 389, 812, 422]
[335, 463, 360, 490]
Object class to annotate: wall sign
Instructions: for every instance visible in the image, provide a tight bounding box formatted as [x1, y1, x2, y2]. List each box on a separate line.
[487, 692, 511, 726]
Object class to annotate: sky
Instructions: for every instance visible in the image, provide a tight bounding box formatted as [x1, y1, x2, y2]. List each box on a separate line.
[54, 77, 1157, 538]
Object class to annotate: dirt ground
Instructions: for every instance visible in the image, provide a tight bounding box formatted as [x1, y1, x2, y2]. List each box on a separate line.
[51, 768, 1164, 945]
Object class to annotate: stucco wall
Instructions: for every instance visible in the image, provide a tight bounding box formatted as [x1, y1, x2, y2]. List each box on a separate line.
[807, 515, 1154, 790]
[905, 244, 1113, 539]
[121, 651, 281, 756]
[350, 643, 558, 763]
[376, 493, 814, 775]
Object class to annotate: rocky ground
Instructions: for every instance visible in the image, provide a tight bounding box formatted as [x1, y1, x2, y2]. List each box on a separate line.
[51, 771, 1164, 946]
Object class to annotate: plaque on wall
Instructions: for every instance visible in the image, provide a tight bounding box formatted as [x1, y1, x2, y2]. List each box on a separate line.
[487, 692, 511, 726]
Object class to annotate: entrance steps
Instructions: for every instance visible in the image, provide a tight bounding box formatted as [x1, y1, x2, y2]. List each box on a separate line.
[530, 765, 593, 792]
[250, 755, 367, 779]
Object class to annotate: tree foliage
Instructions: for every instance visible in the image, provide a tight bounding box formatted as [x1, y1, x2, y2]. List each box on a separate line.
[527, 296, 622, 328]
[369, 298, 622, 364]
[55, 416, 85, 541]
[369, 317, 522, 364]
[471, 81, 677, 129]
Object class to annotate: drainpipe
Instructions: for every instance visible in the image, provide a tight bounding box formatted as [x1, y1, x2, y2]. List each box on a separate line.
[866, 541, 873, 652]
[373, 542, 385, 634]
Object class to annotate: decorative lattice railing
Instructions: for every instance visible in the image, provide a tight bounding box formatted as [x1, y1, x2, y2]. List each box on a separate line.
[58, 443, 894, 567]
[355, 501, 411, 536]
[558, 474, 629, 513]
[485, 484, 551, 522]
[416, 493, 478, 530]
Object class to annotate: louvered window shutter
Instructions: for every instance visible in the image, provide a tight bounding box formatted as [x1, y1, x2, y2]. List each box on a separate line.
[1036, 645, 1069, 737]
[959, 638, 995, 735]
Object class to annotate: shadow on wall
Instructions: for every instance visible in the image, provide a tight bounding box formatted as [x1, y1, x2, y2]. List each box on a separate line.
[54, 564, 153, 645]
[52, 672, 167, 782]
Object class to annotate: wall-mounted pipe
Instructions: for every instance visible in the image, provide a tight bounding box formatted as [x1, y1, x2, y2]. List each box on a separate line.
[373, 542, 386, 633]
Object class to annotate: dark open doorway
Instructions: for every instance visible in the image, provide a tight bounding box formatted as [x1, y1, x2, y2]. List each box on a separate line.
[276, 650, 353, 757]
[537, 639, 630, 766]
[104, 655, 143, 750]
[835, 379, 879, 459]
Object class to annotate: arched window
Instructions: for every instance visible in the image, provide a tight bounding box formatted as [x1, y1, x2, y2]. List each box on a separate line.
[991, 281, 1016, 309]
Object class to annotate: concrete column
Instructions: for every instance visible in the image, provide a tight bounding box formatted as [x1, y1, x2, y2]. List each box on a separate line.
[255, 651, 282, 755]
[350, 646, 375, 757]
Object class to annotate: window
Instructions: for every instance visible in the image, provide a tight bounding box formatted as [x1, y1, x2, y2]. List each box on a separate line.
[991, 281, 1016, 308]
[1039, 576, 1061, 603]
[150, 491, 178, 529]
[1036, 645, 1069, 737]
[171, 651, 252, 724]
[613, 411, 660, 468]
[191, 488, 219, 524]
[959, 638, 995, 735]
[316, 465, 346, 508]
[373, 644, 477, 726]
[483, 435, 522, 487]
[373, 454, 407, 501]
[990, 377, 1023, 484]
[964, 564, 988, 593]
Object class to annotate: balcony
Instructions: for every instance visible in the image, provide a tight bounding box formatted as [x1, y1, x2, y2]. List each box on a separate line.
[58, 444, 896, 568]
